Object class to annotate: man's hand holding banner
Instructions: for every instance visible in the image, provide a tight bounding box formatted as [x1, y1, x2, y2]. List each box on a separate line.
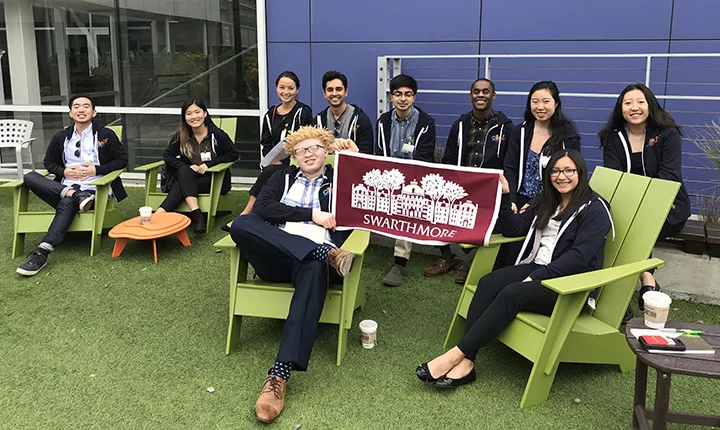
[331, 152, 502, 246]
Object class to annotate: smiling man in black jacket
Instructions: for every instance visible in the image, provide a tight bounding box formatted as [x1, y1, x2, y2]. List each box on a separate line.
[314, 71, 374, 154]
[375, 74, 437, 287]
[16, 95, 127, 277]
[425, 78, 514, 284]
[229, 126, 356, 424]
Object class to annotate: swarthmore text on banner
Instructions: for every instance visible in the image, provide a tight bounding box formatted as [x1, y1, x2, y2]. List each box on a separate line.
[331, 152, 502, 246]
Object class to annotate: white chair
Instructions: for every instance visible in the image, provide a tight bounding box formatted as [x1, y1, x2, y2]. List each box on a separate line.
[0, 119, 35, 177]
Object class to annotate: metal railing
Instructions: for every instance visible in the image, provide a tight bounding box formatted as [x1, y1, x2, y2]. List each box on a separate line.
[377, 53, 720, 214]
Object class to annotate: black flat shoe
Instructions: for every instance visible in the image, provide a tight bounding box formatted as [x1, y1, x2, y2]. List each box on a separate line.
[415, 362, 443, 383]
[638, 282, 660, 311]
[220, 223, 231, 232]
[433, 368, 476, 389]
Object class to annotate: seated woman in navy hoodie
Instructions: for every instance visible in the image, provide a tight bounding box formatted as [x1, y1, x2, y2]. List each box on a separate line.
[416, 149, 612, 389]
[504, 81, 581, 214]
[599, 83, 690, 308]
[156, 99, 240, 233]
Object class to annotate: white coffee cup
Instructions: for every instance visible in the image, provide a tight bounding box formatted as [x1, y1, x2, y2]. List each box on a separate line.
[643, 291, 672, 329]
[139, 206, 153, 225]
[359, 319, 378, 349]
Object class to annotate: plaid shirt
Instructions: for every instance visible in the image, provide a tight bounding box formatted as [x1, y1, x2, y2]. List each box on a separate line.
[279, 167, 334, 245]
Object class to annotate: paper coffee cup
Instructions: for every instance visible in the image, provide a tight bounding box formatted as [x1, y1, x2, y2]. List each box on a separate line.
[359, 319, 378, 349]
[139, 206, 153, 225]
[643, 291, 672, 329]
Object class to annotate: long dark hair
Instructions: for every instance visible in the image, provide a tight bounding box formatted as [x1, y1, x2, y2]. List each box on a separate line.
[524, 81, 577, 154]
[179, 99, 212, 158]
[598, 83, 682, 145]
[534, 149, 597, 229]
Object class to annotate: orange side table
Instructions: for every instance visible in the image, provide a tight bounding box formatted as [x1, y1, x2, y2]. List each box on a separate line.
[108, 212, 191, 263]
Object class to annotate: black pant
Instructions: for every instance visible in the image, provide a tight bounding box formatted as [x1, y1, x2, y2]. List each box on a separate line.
[229, 214, 341, 371]
[159, 165, 230, 211]
[456, 264, 558, 360]
[249, 164, 286, 197]
[645, 219, 687, 275]
[23, 171, 95, 248]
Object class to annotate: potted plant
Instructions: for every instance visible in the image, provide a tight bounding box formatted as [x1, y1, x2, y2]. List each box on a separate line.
[692, 120, 720, 257]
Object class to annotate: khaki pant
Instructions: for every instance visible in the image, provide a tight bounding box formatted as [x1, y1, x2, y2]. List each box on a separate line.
[393, 239, 412, 259]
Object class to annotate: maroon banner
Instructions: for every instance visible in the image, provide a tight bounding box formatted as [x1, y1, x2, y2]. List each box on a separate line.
[331, 152, 502, 246]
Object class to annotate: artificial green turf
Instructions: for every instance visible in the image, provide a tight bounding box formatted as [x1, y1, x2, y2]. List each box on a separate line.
[0, 186, 718, 429]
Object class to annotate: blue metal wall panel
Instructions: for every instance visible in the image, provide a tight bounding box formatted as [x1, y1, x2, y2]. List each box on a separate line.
[669, 0, 720, 40]
[480, 0, 673, 41]
[309, 0, 481, 42]
[266, 43, 313, 112]
[266, 0, 310, 42]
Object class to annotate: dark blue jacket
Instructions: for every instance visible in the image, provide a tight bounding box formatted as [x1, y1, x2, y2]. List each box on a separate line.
[504, 120, 581, 203]
[442, 110, 514, 169]
[375, 107, 436, 162]
[602, 127, 690, 227]
[163, 121, 240, 192]
[44, 121, 128, 201]
[497, 193, 613, 281]
[261, 102, 314, 165]
[314, 104, 374, 155]
[254, 164, 351, 246]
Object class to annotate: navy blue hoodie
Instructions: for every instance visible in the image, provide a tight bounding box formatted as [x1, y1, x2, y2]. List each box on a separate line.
[163, 121, 240, 192]
[314, 104, 374, 155]
[497, 193, 613, 281]
[602, 127, 690, 227]
[254, 164, 351, 246]
[375, 107, 436, 162]
[43, 120, 128, 201]
[504, 120, 581, 203]
[261, 102, 314, 165]
[442, 110, 514, 169]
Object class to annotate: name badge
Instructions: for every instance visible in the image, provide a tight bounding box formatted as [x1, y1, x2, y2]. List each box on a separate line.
[401, 143, 415, 154]
[201, 151, 212, 162]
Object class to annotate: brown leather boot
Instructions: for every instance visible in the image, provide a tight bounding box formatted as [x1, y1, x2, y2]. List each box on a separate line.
[423, 257, 460, 277]
[254, 375, 286, 423]
[328, 248, 355, 277]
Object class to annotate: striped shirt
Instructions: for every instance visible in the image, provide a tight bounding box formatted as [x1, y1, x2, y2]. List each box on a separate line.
[279, 168, 334, 245]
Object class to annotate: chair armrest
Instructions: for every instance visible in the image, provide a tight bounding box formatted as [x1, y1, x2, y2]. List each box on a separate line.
[134, 160, 165, 172]
[207, 162, 235, 173]
[214, 234, 237, 249]
[459, 233, 526, 249]
[20, 138, 36, 148]
[341, 230, 370, 256]
[88, 168, 125, 186]
[1, 170, 49, 188]
[541, 258, 665, 295]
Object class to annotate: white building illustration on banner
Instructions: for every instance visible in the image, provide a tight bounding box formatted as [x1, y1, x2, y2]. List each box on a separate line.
[351, 169, 479, 229]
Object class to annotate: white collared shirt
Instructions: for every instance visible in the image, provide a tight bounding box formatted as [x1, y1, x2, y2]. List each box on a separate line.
[534, 209, 561, 266]
[62, 125, 106, 194]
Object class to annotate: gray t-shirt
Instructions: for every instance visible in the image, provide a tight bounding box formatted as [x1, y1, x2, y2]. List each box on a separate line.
[327, 104, 355, 138]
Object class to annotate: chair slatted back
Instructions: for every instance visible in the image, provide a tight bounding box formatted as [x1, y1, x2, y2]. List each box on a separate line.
[107, 125, 123, 144]
[216, 118, 237, 142]
[587, 168, 680, 328]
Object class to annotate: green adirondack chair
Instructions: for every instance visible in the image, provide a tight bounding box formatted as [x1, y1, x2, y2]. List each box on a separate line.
[2, 125, 125, 257]
[443, 166, 680, 408]
[213, 229, 370, 366]
[134, 117, 238, 231]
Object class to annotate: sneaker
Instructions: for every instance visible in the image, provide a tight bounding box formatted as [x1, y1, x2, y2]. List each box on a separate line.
[189, 209, 206, 234]
[455, 265, 469, 285]
[424, 257, 460, 277]
[16, 250, 48, 276]
[382, 264, 406, 287]
[72, 190, 95, 212]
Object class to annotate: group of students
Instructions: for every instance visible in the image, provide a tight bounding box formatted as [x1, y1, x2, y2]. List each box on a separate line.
[12, 72, 690, 424]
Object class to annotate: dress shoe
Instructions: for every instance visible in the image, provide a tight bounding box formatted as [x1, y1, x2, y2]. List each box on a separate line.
[415, 362, 443, 383]
[433, 367, 476, 389]
[254, 375, 286, 423]
[329, 248, 355, 277]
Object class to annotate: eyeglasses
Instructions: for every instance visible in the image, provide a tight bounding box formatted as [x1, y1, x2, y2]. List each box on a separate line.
[333, 120, 341, 138]
[391, 91, 415, 99]
[74, 141, 81, 158]
[550, 168, 577, 178]
[292, 144, 325, 157]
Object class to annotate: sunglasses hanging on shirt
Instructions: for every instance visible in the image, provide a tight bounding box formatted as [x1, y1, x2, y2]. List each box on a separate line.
[74, 141, 81, 158]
